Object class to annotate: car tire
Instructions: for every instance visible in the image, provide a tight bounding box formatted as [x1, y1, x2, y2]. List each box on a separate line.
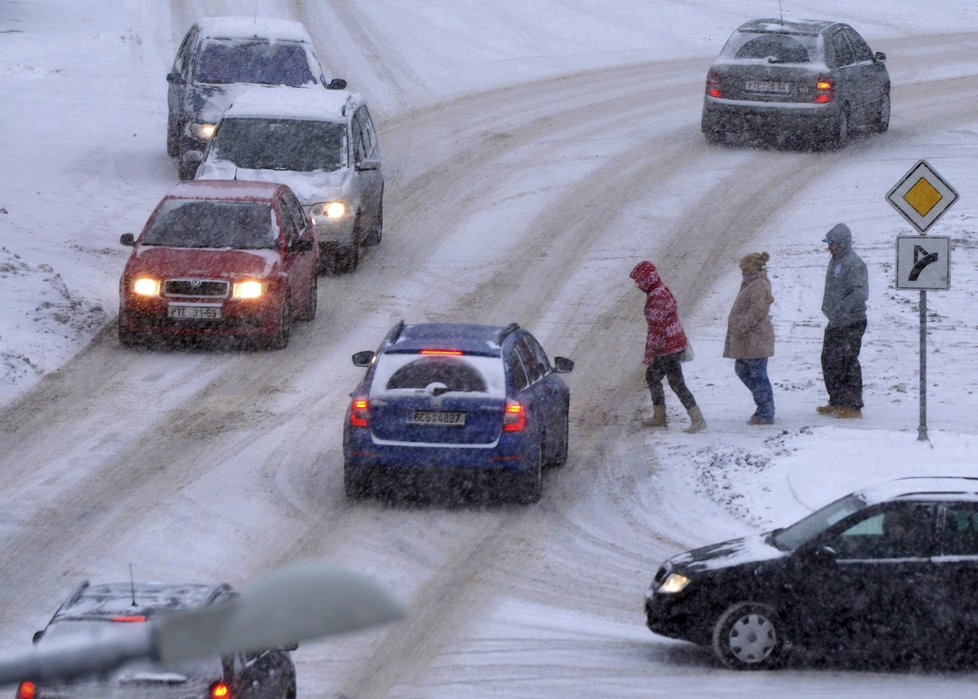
[545, 412, 569, 468]
[300, 275, 318, 321]
[333, 217, 361, 273]
[177, 157, 198, 181]
[875, 91, 891, 133]
[364, 200, 383, 246]
[704, 128, 725, 145]
[166, 117, 180, 157]
[269, 297, 292, 350]
[830, 106, 850, 149]
[511, 442, 542, 504]
[711, 601, 785, 670]
[344, 463, 368, 499]
[118, 324, 140, 348]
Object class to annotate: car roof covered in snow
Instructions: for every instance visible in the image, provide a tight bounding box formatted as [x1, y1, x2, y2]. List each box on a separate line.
[383, 322, 522, 356]
[224, 85, 361, 122]
[858, 477, 978, 504]
[737, 18, 836, 35]
[52, 581, 232, 621]
[165, 179, 288, 202]
[195, 16, 315, 44]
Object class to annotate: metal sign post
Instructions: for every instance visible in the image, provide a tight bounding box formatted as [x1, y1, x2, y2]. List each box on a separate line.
[886, 160, 958, 441]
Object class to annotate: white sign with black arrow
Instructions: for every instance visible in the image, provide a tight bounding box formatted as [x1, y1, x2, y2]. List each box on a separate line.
[896, 235, 950, 290]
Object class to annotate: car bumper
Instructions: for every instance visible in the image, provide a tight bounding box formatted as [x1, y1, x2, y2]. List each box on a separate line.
[119, 297, 281, 339]
[344, 432, 537, 475]
[313, 217, 357, 248]
[644, 587, 712, 646]
[702, 98, 838, 138]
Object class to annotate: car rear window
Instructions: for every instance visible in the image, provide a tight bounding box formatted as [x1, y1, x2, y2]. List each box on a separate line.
[142, 200, 277, 249]
[372, 354, 506, 397]
[196, 39, 316, 86]
[727, 33, 817, 63]
[211, 118, 347, 172]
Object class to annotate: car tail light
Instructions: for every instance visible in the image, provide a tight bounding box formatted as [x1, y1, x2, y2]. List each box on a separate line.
[111, 615, 146, 622]
[814, 76, 834, 103]
[16, 681, 36, 699]
[420, 349, 463, 356]
[210, 681, 232, 698]
[503, 400, 526, 432]
[350, 397, 369, 428]
[706, 70, 722, 98]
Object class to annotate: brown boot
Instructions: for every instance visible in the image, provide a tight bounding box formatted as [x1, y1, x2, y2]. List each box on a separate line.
[684, 406, 706, 433]
[834, 406, 862, 419]
[816, 404, 835, 415]
[642, 404, 667, 428]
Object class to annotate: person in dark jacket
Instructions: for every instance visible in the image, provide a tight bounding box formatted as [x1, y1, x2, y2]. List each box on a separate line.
[818, 223, 868, 418]
[630, 260, 706, 433]
[724, 252, 775, 424]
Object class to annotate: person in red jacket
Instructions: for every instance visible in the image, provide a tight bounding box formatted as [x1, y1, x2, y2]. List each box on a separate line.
[630, 260, 706, 433]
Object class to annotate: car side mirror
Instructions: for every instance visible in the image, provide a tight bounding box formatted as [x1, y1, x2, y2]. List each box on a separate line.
[283, 642, 299, 652]
[120, 233, 135, 246]
[32, 630, 44, 645]
[553, 356, 574, 373]
[352, 350, 375, 367]
[356, 157, 381, 172]
[874, 51, 886, 63]
[290, 239, 314, 253]
[327, 78, 348, 90]
[166, 71, 182, 84]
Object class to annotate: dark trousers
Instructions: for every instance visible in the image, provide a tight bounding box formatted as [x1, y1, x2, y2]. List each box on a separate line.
[734, 358, 774, 420]
[821, 320, 866, 409]
[646, 352, 697, 410]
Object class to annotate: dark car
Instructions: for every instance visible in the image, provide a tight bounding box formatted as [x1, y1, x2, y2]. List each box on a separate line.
[645, 477, 978, 669]
[166, 16, 347, 179]
[343, 321, 574, 503]
[701, 18, 890, 147]
[118, 180, 319, 350]
[15, 580, 296, 698]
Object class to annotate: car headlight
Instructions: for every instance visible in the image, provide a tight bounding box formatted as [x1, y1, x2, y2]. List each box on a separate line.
[191, 122, 216, 140]
[310, 201, 348, 223]
[658, 572, 691, 594]
[232, 280, 263, 299]
[132, 277, 161, 297]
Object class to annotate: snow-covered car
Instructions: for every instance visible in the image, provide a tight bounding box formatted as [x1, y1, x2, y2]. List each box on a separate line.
[645, 477, 978, 669]
[15, 580, 297, 699]
[166, 16, 347, 179]
[701, 18, 890, 148]
[343, 321, 573, 503]
[118, 180, 318, 349]
[195, 86, 383, 274]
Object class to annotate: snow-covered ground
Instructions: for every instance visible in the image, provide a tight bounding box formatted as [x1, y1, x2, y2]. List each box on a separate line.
[2, 1, 978, 696]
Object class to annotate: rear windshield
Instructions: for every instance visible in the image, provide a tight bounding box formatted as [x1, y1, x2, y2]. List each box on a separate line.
[372, 354, 506, 397]
[142, 200, 277, 249]
[724, 31, 819, 63]
[211, 118, 347, 172]
[195, 39, 317, 86]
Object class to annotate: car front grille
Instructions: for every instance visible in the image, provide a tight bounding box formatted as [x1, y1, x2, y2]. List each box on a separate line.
[164, 279, 229, 298]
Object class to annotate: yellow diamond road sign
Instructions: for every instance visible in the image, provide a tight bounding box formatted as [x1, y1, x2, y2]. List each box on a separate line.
[886, 160, 959, 233]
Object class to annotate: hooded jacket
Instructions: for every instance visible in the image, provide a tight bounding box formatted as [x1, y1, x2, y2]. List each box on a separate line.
[630, 261, 688, 364]
[724, 269, 774, 359]
[822, 223, 868, 328]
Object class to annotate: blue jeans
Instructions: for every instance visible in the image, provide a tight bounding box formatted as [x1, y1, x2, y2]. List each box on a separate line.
[734, 358, 774, 420]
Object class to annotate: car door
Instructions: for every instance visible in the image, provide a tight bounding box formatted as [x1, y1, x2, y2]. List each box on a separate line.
[233, 650, 286, 698]
[167, 25, 198, 149]
[791, 502, 939, 652]
[826, 28, 859, 117]
[274, 196, 308, 313]
[352, 106, 383, 229]
[841, 27, 887, 126]
[932, 503, 978, 640]
[523, 334, 566, 460]
[280, 189, 316, 286]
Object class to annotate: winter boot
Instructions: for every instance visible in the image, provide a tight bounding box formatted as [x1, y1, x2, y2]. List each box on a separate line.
[684, 405, 706, 433]
[816, 404, 835, 415]
[642, 404, 667, 428]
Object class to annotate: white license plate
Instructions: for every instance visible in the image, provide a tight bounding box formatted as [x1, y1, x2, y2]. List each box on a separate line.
[408, 410, 466, 426]
[745, 80, 790, 93]
[167, 304, 222, 320]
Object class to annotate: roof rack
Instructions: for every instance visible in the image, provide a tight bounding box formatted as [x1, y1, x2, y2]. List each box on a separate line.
[386, 320, 406, 345]
[497, 322, 520, 343]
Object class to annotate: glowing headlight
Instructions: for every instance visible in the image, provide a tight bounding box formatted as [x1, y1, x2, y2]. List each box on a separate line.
[311, 201, 348, 221]
[658, 573, 691, 594]
[132, 277, 160, 297]
[232, 280, 263, 299]
[191, 123, 216, 140]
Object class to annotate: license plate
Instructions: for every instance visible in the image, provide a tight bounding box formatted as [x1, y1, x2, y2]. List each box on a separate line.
[408, 410, 466, 426]
[167, 304, 222, 320]
[745, 80, 790, 93]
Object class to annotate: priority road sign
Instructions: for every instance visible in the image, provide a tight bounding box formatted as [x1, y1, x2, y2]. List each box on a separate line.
[896, 236, 950, 290]
[886, 160, 959, 233]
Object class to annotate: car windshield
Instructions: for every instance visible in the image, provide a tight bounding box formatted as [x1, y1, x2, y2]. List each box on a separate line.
[726, 32, 819, 63]
[195, 39, 316, 86]
[142, 200, 277, 249]
[769, 493, 867, 551]
[211, 118, 346, 172]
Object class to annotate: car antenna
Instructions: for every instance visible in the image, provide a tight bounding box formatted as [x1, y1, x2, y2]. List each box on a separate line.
[129, 563, 137, 607]
[777, 0, 784, 24]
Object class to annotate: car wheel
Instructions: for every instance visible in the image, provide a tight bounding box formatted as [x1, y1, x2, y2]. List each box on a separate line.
[511, 442, 542, 504]
[704, 128, 725, 145]
[269, 297, 292, 350]
[830, 106, 850, 149]
[118, 323, 140, 348]
[545, 412, 569, 468]
[875, 91, 891, 133]
[300, 275, 318, 321]
[364, 200, 383, 246]
[177, 157, 198, 181]
[344, 463, 368, 499]
[166, 117, 180, 157]
[711, 601, 785, 670]
[333, 218, 361, 273]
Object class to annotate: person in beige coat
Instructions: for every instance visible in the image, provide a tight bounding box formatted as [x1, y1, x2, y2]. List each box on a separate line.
[724, 252, 775, 424]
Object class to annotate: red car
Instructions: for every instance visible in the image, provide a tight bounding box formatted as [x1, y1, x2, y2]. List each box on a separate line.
[119, 180, 318, 349]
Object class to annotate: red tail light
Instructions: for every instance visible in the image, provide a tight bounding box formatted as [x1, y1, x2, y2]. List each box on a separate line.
[350, 397, 369, 428]
[503, 400, 526, 432]
[420, 349, 463, 356]
[814, 76, 834, 103]
[16, 681, 36, 699]
[111, 615, 146, 622]
[210, 681, 232, 698]
[706, 69, 722, 98]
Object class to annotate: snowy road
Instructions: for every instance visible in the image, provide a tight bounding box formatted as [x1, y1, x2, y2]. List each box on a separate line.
[2, 3, 978, 697]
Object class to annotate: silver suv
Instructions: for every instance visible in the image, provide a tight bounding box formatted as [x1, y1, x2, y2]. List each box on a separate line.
[195, 86, 384, 274]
